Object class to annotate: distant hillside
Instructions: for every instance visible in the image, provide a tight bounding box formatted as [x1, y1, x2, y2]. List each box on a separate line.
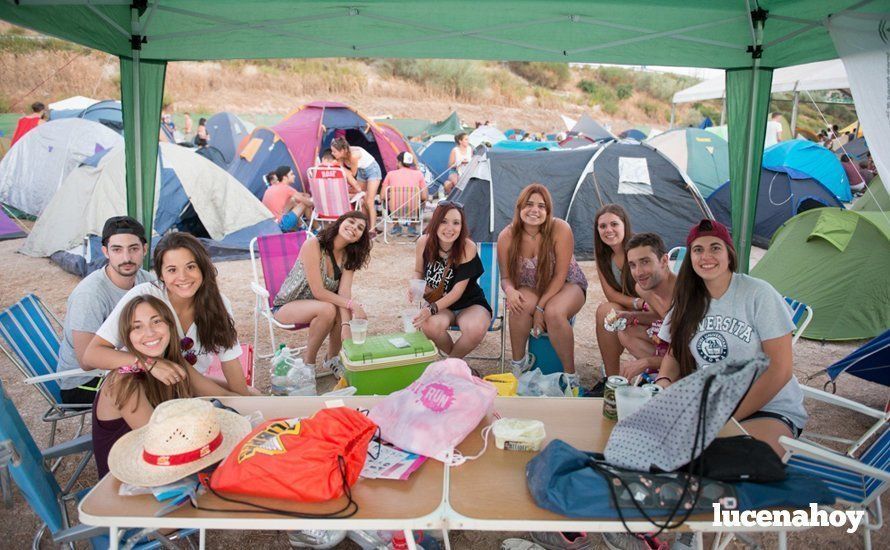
[0, 22, 855, 136]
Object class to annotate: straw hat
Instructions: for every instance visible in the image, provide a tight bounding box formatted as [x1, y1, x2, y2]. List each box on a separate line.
[108, 398, 251, 487]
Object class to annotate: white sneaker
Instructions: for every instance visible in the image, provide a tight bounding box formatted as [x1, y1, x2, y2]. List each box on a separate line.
[320, 356, 344, 379]
[287, 530, 346, 549]
[510, 352, 537, 377]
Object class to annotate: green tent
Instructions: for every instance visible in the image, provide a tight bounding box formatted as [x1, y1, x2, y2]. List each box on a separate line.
[379, 118, 431, 140]
[0, 0, 872, 272]
[423, 111, 464, 138]
[751, 208, 890, 341]
[851, 176, 890, 213]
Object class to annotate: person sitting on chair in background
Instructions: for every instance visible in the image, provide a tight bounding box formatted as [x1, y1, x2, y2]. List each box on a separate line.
[85, 232, 255, 396]
[840, 154, 868, 194]
[411, 201, 491, 358]
[598, 232, 677, 382]
[91, 295, 237, 479]
[272, 211, 372, 378]
[445, 133, 473, 195]
[194, 117, 209, 148]
[56, 216, 155, 405]
[262, 166, 314, 232]
[656, 219, 807, 456]
[331, 137, 383, 236]
[382, 151, 429, 237]
[498, 183, 587, 376]
[592, 204, 639, 385]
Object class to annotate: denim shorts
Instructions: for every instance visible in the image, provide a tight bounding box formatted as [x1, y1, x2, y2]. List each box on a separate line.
[741, 410, 803, 438]
[279, 211, 298, 231]
[356, 160, 382, 182]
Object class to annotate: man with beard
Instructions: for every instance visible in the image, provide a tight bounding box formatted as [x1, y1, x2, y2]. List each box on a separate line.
[56, 217, 154, 404]
[601, 233, 677, 381]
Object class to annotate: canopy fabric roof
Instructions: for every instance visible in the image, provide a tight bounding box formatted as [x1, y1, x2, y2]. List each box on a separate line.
[673, 59, 848, 103]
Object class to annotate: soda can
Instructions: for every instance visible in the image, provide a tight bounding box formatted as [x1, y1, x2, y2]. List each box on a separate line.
[641, 383, 661, 397]
[602, 375, 628, 421]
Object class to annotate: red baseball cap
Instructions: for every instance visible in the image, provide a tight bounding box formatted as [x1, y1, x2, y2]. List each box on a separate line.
[686, 219, 735, 250]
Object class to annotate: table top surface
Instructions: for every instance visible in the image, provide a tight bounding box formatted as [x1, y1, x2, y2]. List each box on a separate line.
[449, 397, 744, 523]
[79, 396, 444, 526]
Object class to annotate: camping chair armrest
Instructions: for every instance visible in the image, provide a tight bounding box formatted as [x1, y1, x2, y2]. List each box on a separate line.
[350, 191, 366, 205]
[250, 281, 270, 300]
[801, 386, 886, 419]
[23, 369, 105, 385]
[42, 434, 92, 460]
[52, 524, 109, 545]
[780, 436, 890, 483]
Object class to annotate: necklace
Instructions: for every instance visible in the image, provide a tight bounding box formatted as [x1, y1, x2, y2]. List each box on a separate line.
[523, 228, 540, 240]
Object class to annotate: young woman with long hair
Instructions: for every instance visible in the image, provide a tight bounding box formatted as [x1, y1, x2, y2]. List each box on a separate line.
[445, 132, 473, 194]
[656, 220, 807, 455]
[91, 295, 236, 478]
[497, 184, 588, 375]
[411, 202, 491, 357]
[592, 204, 640, 378]
[85, 232, 253, 395]
[272, 211, 372, 376]
[331, 136, 383, 236]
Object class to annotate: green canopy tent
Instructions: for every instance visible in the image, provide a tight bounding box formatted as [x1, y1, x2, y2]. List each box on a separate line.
[423, 111, 464, 138]
[750, 208, 890, 341]
[0, 0, 876, 272]
[378, 118, 431, 140]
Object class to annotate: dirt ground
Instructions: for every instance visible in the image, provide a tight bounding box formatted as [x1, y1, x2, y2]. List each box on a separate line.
[0, 235, 886, 549]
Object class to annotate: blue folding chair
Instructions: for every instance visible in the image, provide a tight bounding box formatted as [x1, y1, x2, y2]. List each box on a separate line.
[0, 294, 91, 448]
[784, 296, 814, 346]
[448, 242, 506, 370]
[782, 426, 890, 549]
[0, 376, 195, 549]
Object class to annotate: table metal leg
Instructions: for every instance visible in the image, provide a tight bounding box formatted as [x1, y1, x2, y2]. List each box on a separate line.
[109, 526, 119, 550]
[777, 530, 787, 550]
[442, 528, 452, 550]
[199, 528, 206, 550]
[404, 529, 417, 550]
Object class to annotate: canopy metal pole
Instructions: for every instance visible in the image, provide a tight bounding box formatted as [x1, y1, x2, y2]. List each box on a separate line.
[738, 16, 764, 273]
[720, 96, 726, 126]
[790, 89, 800, 138]
[669, 103, 675, 129]
[130, 6, 144, 241]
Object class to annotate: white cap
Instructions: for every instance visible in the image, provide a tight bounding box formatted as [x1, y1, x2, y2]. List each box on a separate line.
[401, 152, 415, 165]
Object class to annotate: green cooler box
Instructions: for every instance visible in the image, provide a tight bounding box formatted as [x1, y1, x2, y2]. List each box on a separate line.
[339, 332, 439, 395]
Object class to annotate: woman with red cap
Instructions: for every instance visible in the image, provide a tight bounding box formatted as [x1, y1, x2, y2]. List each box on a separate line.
[654, 219, 806, 456]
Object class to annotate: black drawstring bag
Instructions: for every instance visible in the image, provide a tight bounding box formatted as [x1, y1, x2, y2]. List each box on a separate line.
[685, 435, 786, 483]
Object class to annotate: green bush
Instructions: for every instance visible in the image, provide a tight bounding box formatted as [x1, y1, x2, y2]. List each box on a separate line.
[601, 100, 619, 116]
[616, 84, 633, 100]
[377, 59, 487, 99]
[507, 61, 570, 89]
[596, 66, 634, 88]
[578, 79, 597, 95]
[637, 98, 663, 119]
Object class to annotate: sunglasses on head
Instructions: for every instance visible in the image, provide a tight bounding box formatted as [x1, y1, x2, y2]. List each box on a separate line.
[437, 200, 464, 210]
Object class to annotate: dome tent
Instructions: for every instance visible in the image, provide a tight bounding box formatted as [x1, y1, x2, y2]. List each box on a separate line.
[762, 139, 851, 202]
[229, 101, 411, 199]
[750, 208, 890, 341]
[205, 111, 254, 168]
[0, 118, 123, 216]
[707, 168, 843, 248]
[646, 128, 730, 197]
[21, 143, 278, 266]
[450, 142, 711, 259]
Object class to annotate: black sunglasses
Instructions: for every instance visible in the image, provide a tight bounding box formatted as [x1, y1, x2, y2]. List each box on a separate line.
[437, 200, 464, 210]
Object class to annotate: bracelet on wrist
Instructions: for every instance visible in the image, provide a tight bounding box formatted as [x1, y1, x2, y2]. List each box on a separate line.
[654, 375, 672, 385]
[535, 305, 545, 313]
[341, 322, 350, 327]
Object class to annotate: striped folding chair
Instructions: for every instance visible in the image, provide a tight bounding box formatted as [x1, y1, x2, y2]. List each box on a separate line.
[382, 185, 424, 243]
[447, 242, 506, 369]
[306, 165, 364, 232]
[782, 425, 890, 549]
[0, 295, 91, 448]
[784, 296, 814, 345]
[667, 246, 686, 274]
[249, 232, 311, 358]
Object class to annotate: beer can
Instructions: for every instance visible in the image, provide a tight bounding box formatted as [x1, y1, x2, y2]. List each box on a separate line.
[641, 383, 661, 397]
[602, 375, 628, 421]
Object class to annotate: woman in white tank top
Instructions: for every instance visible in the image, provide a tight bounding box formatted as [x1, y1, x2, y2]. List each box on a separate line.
[446, 132, 473, 194]
[332, 136, 383, 237]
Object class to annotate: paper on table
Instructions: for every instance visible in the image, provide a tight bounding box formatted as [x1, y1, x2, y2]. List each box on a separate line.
[361, 444, 427, 481]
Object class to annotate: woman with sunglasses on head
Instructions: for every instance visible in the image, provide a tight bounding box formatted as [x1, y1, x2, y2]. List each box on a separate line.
[411, 202, 491, 358]
[91, 295, 237, 479]
[272, 211, 373, 376]
[85, 232, 255, 396]
[655, 220, 806, 456]
[498, 183, 587, 375]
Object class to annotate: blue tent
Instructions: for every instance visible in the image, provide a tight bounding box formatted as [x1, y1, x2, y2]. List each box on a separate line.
[707, 168, 844, 248]
[195, 146, 229, 170]
[228, 127, 301, 198]
[492, 140, 561, 151]
[80, 100, 123, 133]
[619, 129, 647, 140]
[698, 116, 714, 129]
[825, 329, 890, 389]
[418, 138, 454, 185]
[763, 139, 851, 202]
[206, 112, 253, 167]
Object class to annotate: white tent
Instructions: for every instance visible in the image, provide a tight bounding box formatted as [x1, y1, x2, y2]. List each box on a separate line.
[672, 60, 849, 104]
[21, 143, 276, 258]
[468, 126, 508, 148]
[48, 96, 99, 112]
[0, 118, 123, 216]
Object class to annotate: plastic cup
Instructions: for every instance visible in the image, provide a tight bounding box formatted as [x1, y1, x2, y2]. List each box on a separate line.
[615, 386, 651, 420]
[349, 319, 368, 345]
[409, 279, 426, 305]
[402, 310, 417, 333]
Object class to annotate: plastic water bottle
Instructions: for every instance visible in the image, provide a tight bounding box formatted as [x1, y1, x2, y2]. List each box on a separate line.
[270, 345, 293, 396]
[286, 357, 317, 396]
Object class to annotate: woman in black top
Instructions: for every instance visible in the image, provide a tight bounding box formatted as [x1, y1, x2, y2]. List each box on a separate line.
[411, 202, 492, 358]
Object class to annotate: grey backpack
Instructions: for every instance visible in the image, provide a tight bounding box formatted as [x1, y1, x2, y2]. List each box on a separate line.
[604, 355, 768, 472]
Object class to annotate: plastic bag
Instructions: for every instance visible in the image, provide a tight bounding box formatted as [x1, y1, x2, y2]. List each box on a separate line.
[517, 368, 575, 397]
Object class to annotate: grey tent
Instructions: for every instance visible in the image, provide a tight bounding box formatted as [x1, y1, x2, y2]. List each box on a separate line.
[451, 143, 711, 259]
[570, 115, 616, 143]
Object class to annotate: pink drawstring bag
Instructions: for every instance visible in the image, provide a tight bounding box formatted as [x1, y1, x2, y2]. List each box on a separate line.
[369, 358, 497, 463]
